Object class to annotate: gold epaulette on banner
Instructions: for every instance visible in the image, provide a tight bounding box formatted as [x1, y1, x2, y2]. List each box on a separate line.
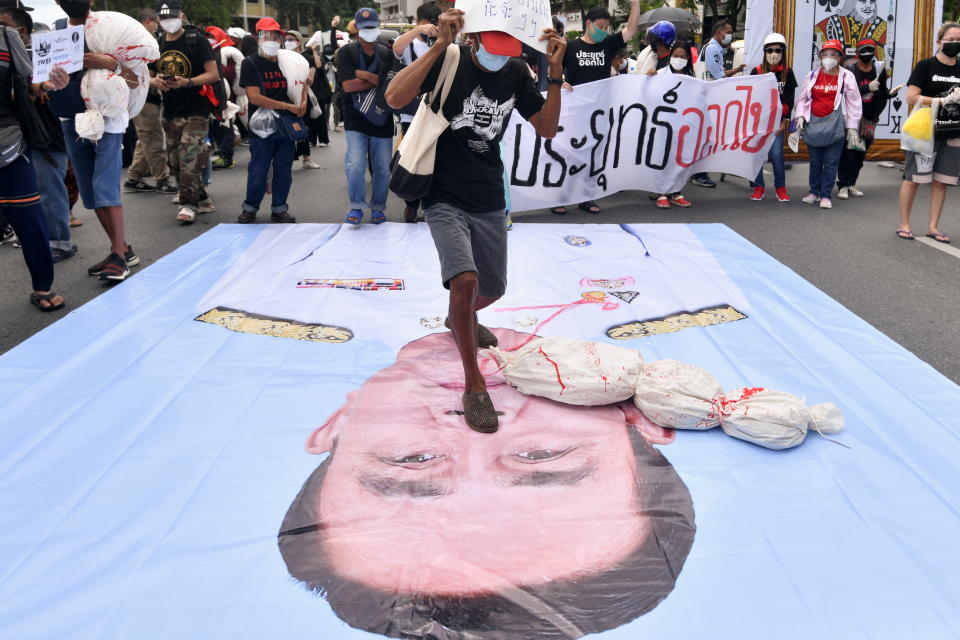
[195, 307, 354, 343]
[606, 304, 747, 340]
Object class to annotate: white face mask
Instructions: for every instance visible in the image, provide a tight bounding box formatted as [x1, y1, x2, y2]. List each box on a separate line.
[765, 52, 782, 65]
[669, 57, 687, 71]
[722, 33, 732, 45]
[160, 18, 182, 34]
[359, 27, 380, 43]
[821, 56, 838, 70]
[260, 40, 281, 56]
[284, 40, 298, 50]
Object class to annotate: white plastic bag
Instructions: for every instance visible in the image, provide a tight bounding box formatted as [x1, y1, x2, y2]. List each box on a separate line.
[483, 337, 644, 406]
[75, 68, 128, 140]
[83, 11, 160, 118]
[901, 103, 937, 156]
[249, 107, 277, 138]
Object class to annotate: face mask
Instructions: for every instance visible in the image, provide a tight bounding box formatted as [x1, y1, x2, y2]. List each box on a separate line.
[476, 41, 510, 72]
[284, 40, 298, 50]
[669, 57, 687, 71]
[359, 28, 380, 43]
[765, 52, 782, 65]
[260, 40, 281, 56]
[942, 42, 960, 58]
[59, 0, 90, 19]
[160, 18, 182, 34]
[722, 33, 732, 45]
[589, 24, 608, 43]
[821, 56, 838, 70]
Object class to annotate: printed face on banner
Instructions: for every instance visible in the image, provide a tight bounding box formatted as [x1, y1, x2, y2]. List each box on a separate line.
[278, 329, 695, 639]
[457, 0, 553, 53]
[813, 0, 895, 67]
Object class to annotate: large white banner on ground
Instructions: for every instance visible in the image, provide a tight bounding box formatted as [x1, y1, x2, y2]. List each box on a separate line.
[503, 73, 780, 211]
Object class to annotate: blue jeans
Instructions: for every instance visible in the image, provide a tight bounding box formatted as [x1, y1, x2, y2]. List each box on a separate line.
[29, 148, 71, 249]
[61, 120, 122, 209]
[344, 129, 392, 211]
[1, 156, 53, 292]
[807, 139, 844, 199]
[243, 132, 295, 214]
[753, 132, 785, 189]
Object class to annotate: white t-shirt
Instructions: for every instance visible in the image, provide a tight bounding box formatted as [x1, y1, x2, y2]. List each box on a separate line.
[397, 37, 432, 124]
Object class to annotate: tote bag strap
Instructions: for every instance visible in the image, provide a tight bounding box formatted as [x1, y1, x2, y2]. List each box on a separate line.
[428, 44, 461, 113]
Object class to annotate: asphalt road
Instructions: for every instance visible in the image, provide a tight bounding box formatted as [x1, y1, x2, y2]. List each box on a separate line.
[2, 132, 959, 384]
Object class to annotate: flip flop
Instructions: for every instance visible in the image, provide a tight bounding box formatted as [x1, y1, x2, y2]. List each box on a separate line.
[30, 291, 65, 312]
[462, 391, 499, 433]
[926, 232, 951, 243]
[896, 229, 914, 240]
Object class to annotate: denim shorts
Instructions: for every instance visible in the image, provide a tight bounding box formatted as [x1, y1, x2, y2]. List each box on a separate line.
[61, 120, 123, 209]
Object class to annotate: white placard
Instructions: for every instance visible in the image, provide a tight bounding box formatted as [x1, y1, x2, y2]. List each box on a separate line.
[31, 24, 84, 83]
[457, 0, 552, 53]
[503, 73, 780, 211]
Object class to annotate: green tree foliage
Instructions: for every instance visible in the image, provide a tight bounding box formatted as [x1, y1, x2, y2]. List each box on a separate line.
[946, 0, 960, 21]
[96, 0, 236, 27]
[270, 0, 370, 32]
[676, 0, 746, 31]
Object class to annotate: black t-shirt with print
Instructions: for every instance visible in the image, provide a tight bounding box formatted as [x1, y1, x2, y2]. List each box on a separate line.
[156, 31, 216, 118]
[562, 32, 626, 86]
[419, 45, 545, 213]
[239, 54, 291, 119]
[907, 56, 960, 98]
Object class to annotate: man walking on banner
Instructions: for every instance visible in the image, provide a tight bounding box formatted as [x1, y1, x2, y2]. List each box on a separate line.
[385, 9, 565, 433]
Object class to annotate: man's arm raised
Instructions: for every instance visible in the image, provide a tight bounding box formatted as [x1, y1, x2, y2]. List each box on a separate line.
[385, 9, 463, 109]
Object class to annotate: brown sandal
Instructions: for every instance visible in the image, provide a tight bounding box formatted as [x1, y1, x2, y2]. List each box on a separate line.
[30, 291, 65, 312]
[462, 391, 499, 433]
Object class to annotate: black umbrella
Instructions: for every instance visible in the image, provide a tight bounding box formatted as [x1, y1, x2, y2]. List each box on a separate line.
[637, 6, 701, 32]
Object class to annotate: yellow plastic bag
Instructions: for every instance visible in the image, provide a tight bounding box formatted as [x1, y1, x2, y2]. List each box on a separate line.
[902, 104, 936, 155]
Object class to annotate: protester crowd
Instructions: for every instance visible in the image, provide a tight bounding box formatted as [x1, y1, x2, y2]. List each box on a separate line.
[0, 0, 956, 325]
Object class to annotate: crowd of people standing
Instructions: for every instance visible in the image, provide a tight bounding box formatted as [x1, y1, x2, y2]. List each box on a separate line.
[0, 0, 956, 328]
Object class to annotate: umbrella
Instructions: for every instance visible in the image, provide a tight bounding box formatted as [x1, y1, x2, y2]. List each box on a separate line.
[637, 6, 701, 32]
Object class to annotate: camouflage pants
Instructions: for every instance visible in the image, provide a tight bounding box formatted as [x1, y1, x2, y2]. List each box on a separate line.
[164, 115, 210, 212]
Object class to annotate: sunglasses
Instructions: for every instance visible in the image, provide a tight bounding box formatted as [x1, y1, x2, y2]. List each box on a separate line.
[764, 47, 784, 54]
[858, 47, 876, 55]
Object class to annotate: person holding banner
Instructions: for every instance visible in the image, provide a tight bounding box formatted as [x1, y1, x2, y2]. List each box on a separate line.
[836, 39, 888, 200]
[896, 22, 960, 243]
[748, 33, 797, 203]
[653, 41, 694, 209]
[793, 39, 862, 210]
[554, 1, 642, 215]
[384, 8, 566, 433]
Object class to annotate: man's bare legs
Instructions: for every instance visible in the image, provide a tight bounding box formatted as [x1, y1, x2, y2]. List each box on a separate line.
[95, 205, 127, 256]
[448, 271, 500, 432]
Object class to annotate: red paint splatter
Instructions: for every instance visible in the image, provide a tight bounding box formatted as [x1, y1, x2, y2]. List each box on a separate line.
[539, 347, 566, 395]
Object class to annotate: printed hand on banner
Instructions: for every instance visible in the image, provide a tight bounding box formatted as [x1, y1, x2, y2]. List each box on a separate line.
[539, 27, 567, 75]
[436, 9, 464, 47]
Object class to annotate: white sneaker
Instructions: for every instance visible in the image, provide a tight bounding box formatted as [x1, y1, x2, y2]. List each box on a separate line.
[879, 161, 896, 168]
[849, 186, 864, 197]
[837, 187, 849, 200]
[171, 194, 180, 204]
[801, 194, 820, 204]
[819, 198, 833, 209]
[302, 159, 321, 169]
[176, 206, 196, 223]
[198, 200, 217, 214]
[317, 142, 329, 148]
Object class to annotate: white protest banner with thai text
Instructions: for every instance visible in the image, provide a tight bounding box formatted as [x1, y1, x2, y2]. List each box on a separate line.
[457, 0, 552, 52]
[31, 24, 84, 83]
[503, 73, 780, 211]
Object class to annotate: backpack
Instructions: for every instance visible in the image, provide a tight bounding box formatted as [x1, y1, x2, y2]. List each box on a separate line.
[176, 24, 228, 120]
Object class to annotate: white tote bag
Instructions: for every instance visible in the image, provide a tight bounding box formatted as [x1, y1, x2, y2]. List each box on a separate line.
[388, 44, 460, 201]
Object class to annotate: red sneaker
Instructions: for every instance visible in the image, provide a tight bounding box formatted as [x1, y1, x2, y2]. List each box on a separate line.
[750, 186, 765, 201]
[670, 194, 692, 207]
[775, 187, 790, 202]
[655, 196, 671, 209]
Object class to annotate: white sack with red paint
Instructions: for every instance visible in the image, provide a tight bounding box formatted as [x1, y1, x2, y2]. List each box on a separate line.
[482, 337, 644, 406]
[74, 68, 128, 141]
[84, 11, 160, 119]
[277, 49, 308, 105]
[633, 359, 844, 450]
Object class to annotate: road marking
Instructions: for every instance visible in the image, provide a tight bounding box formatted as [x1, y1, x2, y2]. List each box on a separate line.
[916, 236, 960, 259]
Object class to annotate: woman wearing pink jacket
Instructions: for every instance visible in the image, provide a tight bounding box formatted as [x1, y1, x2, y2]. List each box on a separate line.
[792, 39, 863, 209]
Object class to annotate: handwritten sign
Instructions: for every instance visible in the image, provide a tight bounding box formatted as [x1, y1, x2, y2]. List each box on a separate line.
[457, 0, 552, 53]
[31, 25, 84, 83]
[503, 73, 780, 211]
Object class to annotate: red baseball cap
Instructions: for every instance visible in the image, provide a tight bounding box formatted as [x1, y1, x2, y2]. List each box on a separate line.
[821, 39, 844, 54]
[255, 17, 283, 33]
[479, 31, 521, 57]
[856, 38, 877, 49]
[205, 26, 230, 48]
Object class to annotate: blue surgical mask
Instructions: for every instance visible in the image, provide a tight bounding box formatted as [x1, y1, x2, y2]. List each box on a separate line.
[476, 42, 510, 72]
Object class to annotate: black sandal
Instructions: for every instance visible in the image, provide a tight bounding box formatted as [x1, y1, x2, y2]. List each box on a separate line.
[462, 391, 499, 433]
[443, 317, 499, 348]
[30, 291, 65, 312]
[578, 201, 601, 214]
